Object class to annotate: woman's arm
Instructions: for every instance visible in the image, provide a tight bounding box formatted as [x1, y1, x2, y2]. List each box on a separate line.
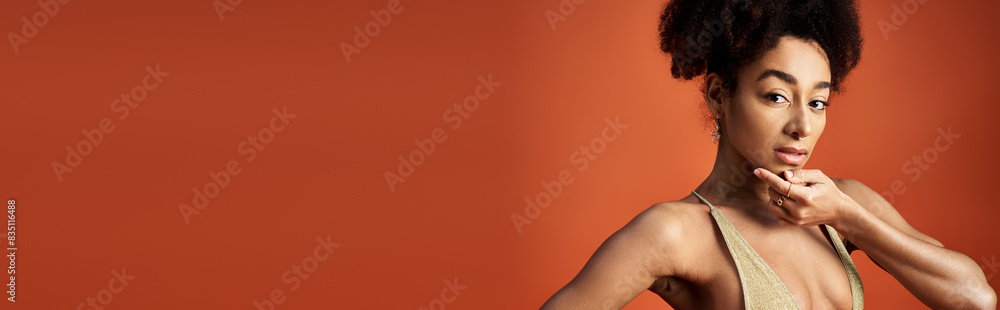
[754, 168, 996, 309]
[833, 178, 996, 310]
[541, 205, 683, 310]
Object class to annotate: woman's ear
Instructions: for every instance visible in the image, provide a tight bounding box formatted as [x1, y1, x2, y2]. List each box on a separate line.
[705, 72, 727, 119]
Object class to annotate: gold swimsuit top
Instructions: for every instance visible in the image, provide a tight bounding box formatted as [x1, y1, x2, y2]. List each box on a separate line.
[691, 190, 864, 309]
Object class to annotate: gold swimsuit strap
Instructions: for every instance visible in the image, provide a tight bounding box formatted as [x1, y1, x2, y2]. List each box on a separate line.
[691, 190, 863, 309]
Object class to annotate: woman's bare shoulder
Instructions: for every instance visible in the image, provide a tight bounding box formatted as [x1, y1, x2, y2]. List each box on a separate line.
[615, 197, 713, 253]
[540, 198, 715, 309]
[593, 197, 716, 279]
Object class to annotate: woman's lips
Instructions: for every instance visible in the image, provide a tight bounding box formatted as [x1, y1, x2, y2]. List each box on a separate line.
[774, 149, 806, 165]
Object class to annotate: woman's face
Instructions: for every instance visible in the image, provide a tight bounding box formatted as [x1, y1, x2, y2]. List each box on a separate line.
[721, 36, 832, 174]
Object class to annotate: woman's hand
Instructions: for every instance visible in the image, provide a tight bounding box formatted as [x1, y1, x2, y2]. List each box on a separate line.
[755, 168, 997, 308]
[753, 168, 860, 229]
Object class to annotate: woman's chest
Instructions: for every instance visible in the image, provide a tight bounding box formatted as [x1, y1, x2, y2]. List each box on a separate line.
[660, 221, 856, 310]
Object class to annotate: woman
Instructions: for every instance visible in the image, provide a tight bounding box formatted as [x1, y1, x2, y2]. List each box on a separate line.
[540, 0, 997, 309]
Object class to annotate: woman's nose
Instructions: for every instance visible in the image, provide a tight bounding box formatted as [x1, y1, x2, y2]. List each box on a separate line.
[784, 104, 811, 139]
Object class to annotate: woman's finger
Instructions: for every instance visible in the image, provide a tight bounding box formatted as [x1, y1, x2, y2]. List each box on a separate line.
[786, 169, 830, 186]
[755, 168, 792, 196]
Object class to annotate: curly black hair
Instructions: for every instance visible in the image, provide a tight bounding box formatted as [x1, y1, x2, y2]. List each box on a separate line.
[658, 0, 863, 94]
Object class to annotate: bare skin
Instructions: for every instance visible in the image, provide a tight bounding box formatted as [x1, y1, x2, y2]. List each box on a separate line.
[540, 36, 997, 310]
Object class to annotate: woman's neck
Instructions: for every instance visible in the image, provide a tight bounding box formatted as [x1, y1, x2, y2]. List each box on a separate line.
[694, 140, 773, 207]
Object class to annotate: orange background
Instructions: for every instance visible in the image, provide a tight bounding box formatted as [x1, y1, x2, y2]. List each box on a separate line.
[1, 0, 998, 309]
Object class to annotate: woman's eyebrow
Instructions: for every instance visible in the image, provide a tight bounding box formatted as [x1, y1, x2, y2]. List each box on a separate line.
[756, 69, 797, 84]
[756, 69, 830, 90]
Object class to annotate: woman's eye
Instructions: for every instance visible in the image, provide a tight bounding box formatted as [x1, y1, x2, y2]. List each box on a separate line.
[766, 94, 789, 103]
[809, 100, 829, 110]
